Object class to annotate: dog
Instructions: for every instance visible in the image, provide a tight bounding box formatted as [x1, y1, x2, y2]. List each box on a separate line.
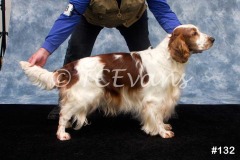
[20, 24, 214, 140]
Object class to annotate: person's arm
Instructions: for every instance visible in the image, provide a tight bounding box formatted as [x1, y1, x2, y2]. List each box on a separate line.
[147, 0, 181, 33]
[42, 0, 90, 54]
[28, 0, 89, 67]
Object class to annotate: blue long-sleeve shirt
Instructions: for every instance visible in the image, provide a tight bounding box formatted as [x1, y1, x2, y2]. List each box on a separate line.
[42, 0, 181, 54]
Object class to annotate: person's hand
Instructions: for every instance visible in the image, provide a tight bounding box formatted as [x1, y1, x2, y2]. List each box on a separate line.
[28, 48, 50, 67]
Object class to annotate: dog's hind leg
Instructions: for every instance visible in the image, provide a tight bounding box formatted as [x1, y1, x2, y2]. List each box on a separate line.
[56, 105, 76, 141]
[72, 111, 88, 130]
[56, 98, 88, 141]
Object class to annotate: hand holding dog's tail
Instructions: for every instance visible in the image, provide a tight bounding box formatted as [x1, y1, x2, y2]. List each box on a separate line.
[19, 61, 55, 90]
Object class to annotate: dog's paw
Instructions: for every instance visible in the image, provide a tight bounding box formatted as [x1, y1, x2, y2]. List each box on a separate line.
[160, 130, 174, 138]
[141, 125, 158, 136]
[57, 132, 71, 141]
[163, 124, 172, 131]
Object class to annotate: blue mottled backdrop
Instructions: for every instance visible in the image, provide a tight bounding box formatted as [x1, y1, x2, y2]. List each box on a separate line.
[0, 0, 239, 104]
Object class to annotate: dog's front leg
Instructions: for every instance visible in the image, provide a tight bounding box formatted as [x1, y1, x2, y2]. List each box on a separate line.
[141, 102, 174, 138]
[158, 117, 174, 138]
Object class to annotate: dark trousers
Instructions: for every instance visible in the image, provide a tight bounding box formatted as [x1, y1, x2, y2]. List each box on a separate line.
[63, 11, 151, 65]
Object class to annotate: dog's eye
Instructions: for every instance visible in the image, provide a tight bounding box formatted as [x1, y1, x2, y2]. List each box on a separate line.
[192, 31, 198, 36]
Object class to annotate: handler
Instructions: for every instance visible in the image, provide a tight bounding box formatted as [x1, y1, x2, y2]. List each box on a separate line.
[27, 0, 181, 118]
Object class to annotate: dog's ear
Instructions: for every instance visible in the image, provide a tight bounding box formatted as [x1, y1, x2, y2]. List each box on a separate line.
[168, 35, 190, 63]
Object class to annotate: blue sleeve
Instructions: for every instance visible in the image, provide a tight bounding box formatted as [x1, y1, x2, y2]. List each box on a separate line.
[147, 0, 181, 33]
[42, 0, 90, 54]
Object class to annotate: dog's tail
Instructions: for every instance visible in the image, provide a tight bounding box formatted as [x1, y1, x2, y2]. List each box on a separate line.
[20, 61, 56, 90]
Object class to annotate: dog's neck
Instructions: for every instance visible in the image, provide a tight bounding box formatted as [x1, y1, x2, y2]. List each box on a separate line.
[156, 34, 171, 52]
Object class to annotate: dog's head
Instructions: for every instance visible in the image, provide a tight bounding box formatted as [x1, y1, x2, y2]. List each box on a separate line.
[168, 24, 215, 63]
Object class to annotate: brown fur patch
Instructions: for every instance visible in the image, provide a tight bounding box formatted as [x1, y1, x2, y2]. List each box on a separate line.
[54, 61, 79, 89]
[98, 52, 149, 106]
[168, 35, 190, 63]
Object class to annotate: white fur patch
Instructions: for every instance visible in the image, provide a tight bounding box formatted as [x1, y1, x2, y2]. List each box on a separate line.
[114, 54, 123, 60]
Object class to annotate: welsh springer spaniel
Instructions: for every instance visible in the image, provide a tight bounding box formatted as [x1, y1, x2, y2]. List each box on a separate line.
[20, 24, 214, 140]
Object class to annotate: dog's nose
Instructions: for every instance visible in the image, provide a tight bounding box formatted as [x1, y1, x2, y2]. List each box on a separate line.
[209, 37, 215, 43]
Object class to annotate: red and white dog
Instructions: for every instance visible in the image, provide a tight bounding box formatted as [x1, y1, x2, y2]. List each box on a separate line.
[20, 24, 214, 140]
